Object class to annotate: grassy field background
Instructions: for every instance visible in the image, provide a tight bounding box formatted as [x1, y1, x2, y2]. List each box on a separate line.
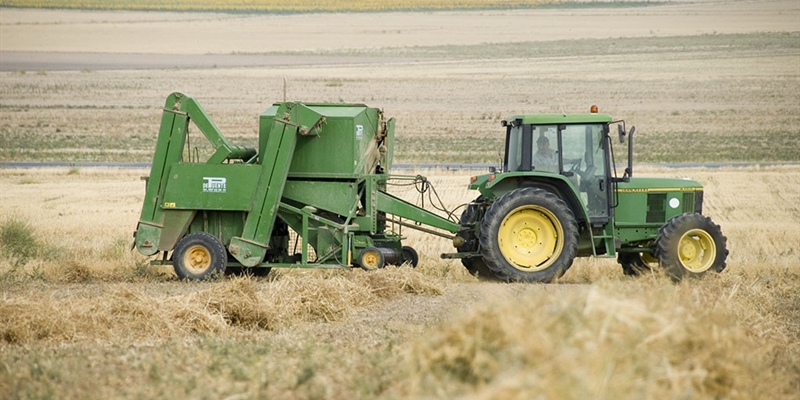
[1, 0, 799, 398]
[0, 0, 556, 12]
[1, 30, 798, 164]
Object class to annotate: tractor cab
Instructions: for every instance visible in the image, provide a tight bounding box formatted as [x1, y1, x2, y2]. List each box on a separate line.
[500, 110, 614, 225]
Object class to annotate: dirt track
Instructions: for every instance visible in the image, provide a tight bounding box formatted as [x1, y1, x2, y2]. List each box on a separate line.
[0, 51, 424, 71]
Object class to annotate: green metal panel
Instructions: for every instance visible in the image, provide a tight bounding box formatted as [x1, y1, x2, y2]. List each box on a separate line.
[136, 93, 190, 255]
[258, 104, 279, 161]
[162, 163, 260, 211]
[469, 171, 592, 225]
[259, 103, 388, 178]
[282, 180, 360, 217]
[187, 211, 246, 246]
[230, 102, 327, 267]
[508, 113, 613, 125]
[614, 177, 703, 244]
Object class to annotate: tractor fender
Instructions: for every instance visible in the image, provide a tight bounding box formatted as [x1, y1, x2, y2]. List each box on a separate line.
[478, 172, 592, 225]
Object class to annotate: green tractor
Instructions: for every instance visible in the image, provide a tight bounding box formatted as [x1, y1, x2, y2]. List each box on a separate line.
[134, 92, 726, 283]
[448, 106, 728, 282]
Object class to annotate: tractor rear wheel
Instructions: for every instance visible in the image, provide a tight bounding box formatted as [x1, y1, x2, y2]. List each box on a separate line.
[655, 213, 728, 280]
[457, 196, 497, 279]
[479, 188, 579, 283]
[173, 232, 227, 281]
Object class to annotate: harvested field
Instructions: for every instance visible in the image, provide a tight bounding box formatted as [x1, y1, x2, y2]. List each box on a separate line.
[1, 1, 799, 399]
[1, 166, 799, 398]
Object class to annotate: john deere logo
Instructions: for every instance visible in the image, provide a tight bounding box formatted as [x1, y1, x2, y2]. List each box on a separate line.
[203, 177, 226, 193]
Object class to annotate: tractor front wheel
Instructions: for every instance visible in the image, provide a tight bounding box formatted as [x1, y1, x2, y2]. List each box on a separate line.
[173, 232, 227, 281]
[479, 188, 579, 283]
[655, 213, 728, 280]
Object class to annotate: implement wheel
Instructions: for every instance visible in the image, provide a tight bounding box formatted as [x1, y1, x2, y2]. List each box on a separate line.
[655, 213, 728, 281]
[401, 246, 419, 267]
[457, 196, 497, 279]
[479, 188, 578, 283]
[357, 247, 385, 270]
[173, 232, 227, 281]
[618, 250, 656, 276]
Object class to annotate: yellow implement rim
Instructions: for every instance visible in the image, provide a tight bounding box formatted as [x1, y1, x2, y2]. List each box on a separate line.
[498, 205, 563, 272]
[184, 245, 212, 273]
[361, 250, 381, 270]
[678, 228, 716, 273]
[641, 251, 658, 264]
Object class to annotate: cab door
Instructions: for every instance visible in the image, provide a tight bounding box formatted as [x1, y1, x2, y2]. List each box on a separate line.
[559, 124, 610, 224]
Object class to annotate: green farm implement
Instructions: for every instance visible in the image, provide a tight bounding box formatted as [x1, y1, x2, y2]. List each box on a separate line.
[134, 95, 727, 282]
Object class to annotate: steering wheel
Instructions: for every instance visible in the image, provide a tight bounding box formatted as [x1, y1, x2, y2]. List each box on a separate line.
[567, 158, 582, 174]
[579, 164, 598, 191]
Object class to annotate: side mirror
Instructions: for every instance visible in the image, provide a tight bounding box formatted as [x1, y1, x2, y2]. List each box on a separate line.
[617, 124, 626, 143]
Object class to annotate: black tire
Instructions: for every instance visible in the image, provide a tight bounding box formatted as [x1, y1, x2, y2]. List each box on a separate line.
[173, 232, 227, 281]
[479, 188, 579, 283]
[401, 246, 419, 267]
[357, 246, 385, 270]
[457, 196, 497, 279]
[618, 252, 654, 276]
[655, 213, 728, 281]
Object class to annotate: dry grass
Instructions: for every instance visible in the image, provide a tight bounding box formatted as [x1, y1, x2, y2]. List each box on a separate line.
[0, 166, 798, 398]
[0, 269, 441, 345]
[404, 275, 799, 399]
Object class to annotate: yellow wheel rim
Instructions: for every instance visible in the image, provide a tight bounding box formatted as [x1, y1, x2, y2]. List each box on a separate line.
[639, 242, 658, 264]
[678, 229, 716, 273]
[362, 251, 381, 270]
[183, 245, 212, 273]
[497, 205, 563, 272]
[641, 248, 658, 264]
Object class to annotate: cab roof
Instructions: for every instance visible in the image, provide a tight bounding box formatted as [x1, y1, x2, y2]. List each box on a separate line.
[507, 113, 613, 125]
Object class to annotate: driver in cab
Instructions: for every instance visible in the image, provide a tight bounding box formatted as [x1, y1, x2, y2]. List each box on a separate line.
[533, 135, 558, 173]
